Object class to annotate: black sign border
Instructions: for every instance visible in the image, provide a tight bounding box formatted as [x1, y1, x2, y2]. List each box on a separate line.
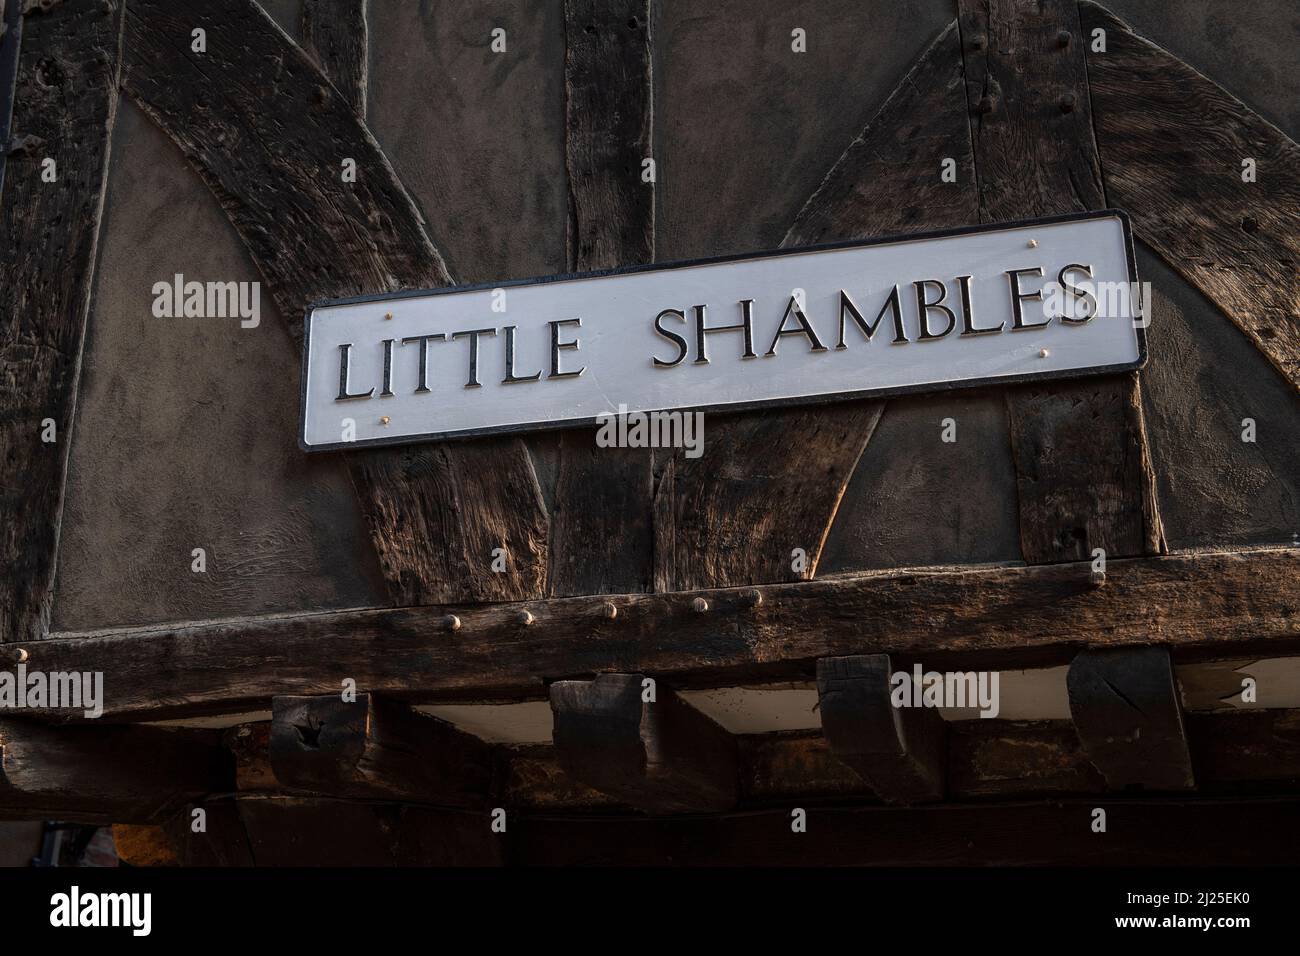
[299, 208, 1144, 452]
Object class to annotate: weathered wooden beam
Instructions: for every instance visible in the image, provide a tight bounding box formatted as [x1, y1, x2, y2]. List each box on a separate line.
[815, 655, 944, 804]
[269, 693, 495, 806]
[122, 0, 549, 605]
[0, 0, 122, 642]
[550, 673, 738, 813]
[562, 0, 653, 272]
[0, 721, 231, 822]
[652, 23, 977, 594]
[0, 0, 24, 196]
[511, 797, 1300, 865]
[548, 0, 655, 598]
[1081, 1, 1300, 393]
[301, 0, 367, 115]
[957, 0, 1163, 564]
[1067, 646, 1195, 790]
[15, 548, 1300, 721]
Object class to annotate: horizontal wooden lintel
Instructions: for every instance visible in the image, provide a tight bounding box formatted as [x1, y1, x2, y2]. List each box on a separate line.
[10, 547, 1299, 723]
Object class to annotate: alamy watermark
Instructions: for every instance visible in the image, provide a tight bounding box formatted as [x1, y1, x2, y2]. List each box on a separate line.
[595, 403, 705, 458]
[1042, 276, 1152, 327]
[891, 664, 1000, 718]
[0, 664, 104, 719]
[152, 273, 261, 328]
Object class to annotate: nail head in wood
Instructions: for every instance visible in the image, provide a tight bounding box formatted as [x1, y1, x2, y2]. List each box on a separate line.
[517, 610, 535, 626]
[380, 416, 390, 425]
[1059, 93, 1076, 113]
[1057, 30, 1071, 48]
[601, 602, 618, 620]
[1090, 569, 1106, 587]
[692, 597, 709, 613]
[743, 588, 763, 607]
[1039, 348, 1050, 358]
[443, 614, 461, 632]
[1028, 238, 1038, 248]
[977, 95, 994, 114]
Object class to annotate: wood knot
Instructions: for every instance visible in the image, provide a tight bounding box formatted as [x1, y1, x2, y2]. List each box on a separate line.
[23, 0, 64, 15]
[977, 95, 995, 115]
[6, 133, 45, 156]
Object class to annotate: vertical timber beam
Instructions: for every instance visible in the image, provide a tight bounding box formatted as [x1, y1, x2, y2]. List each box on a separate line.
[122, 0, 549, 605]
[816, 655, 945, 804]
[549, 0, 655, 597]
[549, 673, 739, 813]
[0, 0, 122, 642]
[269, 693, 496, 806]
[957, 0, 1163, 563]
[1067, 646, 1195, 790]
[301, 0, 368, 117]
[0, 0, 25, 196]
[653, 22, 975, 593]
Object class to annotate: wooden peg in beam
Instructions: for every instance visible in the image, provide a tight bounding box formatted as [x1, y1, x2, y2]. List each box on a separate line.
[269, 693, 496, 807]
[549, 673, 739, 814]
[816, 654, 945, 804]
[1067, 646, 1195, 791]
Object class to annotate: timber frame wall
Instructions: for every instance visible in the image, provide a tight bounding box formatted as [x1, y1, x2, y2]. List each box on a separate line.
[0, 0, 1298, 865]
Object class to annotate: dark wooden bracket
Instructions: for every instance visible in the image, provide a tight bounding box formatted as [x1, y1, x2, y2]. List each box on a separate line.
[1067, 645, 1196, 790]
[269, 693, 496, 807]
[816, 655, 945, 804]
[549, 672, 739, 813]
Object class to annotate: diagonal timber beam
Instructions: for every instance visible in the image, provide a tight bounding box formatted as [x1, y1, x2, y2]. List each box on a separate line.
[0, 0, 123, 642]
[269, 693, 497, 806]
[121, 0, 548, 605]
[1067, 646, 1195, 790]
[549, 673, 739, 813]
[1081, 1, 1300, 394]
[816, 655, 945, 804]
